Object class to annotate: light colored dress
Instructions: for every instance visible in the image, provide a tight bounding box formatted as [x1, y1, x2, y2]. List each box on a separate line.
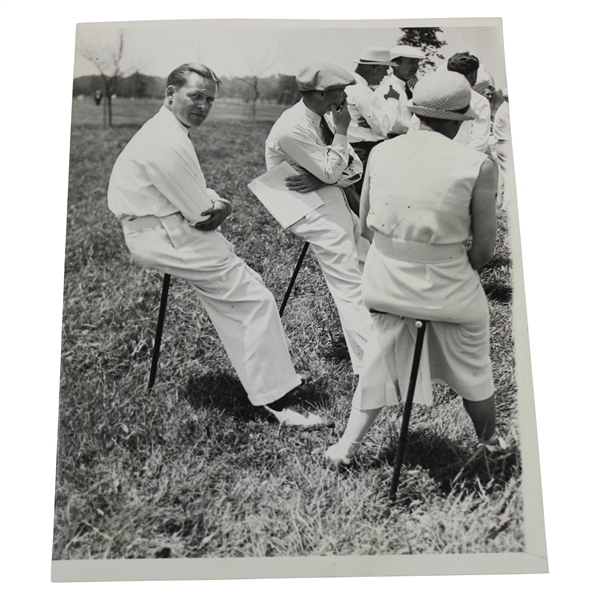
[354, 129, 495, 409]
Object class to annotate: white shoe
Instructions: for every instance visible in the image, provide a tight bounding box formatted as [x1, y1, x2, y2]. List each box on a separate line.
[324, 441, 356, 466]
[264, 406, 334, 429]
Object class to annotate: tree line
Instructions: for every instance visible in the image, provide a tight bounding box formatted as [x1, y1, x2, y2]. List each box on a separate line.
[73, 72, 301, 105]
[76, 27, 446, 126]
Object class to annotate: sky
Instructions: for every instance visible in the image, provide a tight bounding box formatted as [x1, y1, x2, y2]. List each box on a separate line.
[74, 18, 508, 91]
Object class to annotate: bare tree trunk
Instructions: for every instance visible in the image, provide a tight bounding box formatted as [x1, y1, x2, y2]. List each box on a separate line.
[248, 77, 258, 121]
[107, 95, 113, 127]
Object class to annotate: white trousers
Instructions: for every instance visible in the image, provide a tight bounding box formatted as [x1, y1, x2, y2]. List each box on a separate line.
[288, 188, 374, 373]
[122, 213, 302, 406]
[495, 140, 516, 212]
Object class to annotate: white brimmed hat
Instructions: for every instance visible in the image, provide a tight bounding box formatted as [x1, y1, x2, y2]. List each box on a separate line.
[390, 45, 426, 61]
[352, 47, 395, 66]
[296, 62, 356, 91]
[409, 71, 477, 121]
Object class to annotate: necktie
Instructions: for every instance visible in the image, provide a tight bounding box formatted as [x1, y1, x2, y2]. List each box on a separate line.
[320, 116, 335, 145]
[406, 76, 418, 100]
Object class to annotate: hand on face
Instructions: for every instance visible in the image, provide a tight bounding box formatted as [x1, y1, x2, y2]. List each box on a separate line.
[393, 57, 420, 82]
[325, 89, 351, 134]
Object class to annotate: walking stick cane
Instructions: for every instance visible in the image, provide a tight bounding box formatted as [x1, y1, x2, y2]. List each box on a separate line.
[390, 319, 428, 501]
[148, 273, 171, 390]
[279, 241, 310, 317]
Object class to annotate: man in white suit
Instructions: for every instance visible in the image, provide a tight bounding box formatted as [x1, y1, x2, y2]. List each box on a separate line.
[108, 63, 331, 428]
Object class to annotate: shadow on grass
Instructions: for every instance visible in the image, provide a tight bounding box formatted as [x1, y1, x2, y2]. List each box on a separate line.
[182, 370, 334, 422]
[482, 282, 512, 303]
[370, 428, 521, 496]
[183, 371, 255, 420]
[480, 256, 513, 303]
[321, 338, 352, 365]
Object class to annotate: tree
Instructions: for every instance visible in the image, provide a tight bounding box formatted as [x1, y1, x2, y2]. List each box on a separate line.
[224, 38, 280, 120]
[78, 29, 132, 127]
[397, 27, 447, 72]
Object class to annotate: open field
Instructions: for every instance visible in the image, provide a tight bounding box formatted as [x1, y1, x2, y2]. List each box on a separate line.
[53, 96, 522, 560]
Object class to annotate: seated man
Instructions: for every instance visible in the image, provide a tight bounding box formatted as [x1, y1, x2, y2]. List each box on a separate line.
[265, 63, 374, 376]
[107, 63, 331, 428]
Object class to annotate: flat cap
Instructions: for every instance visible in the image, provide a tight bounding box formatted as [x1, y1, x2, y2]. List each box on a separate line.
[296, 62, 356, 92]
[390, 45, 426, 61]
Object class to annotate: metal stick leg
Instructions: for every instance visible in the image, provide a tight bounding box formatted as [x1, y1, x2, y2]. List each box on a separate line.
[390, 319, 428, 501]
[148, 273, 171, 390]
[279, 242, 309, 317]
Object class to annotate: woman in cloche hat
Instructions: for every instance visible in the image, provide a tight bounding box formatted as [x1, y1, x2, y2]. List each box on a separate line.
[326, 70, 505, 466]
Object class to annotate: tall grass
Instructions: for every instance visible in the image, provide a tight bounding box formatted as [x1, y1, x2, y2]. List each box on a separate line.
[53, 97, 522, 560]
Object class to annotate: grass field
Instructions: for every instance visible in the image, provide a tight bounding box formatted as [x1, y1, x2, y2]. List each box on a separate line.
[53, 96, 522, 560]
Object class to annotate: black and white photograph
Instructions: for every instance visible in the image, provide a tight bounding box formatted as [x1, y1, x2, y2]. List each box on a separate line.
[4, 2, 597, 595]
[43, 16, 548, 581]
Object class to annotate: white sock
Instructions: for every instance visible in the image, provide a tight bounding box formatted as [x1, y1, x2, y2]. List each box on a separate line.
[326, 407, 382, 464]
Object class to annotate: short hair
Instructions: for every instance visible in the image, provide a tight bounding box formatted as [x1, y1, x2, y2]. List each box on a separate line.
[166, 63, 221, 91]
[447, 52, 480, 77]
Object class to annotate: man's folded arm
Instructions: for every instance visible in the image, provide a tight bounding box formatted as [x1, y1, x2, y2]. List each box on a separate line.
[145, 144, 219, 224]
[277, 128, 350, 185]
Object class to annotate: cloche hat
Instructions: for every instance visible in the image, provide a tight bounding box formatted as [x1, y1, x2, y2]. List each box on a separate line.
[408, 70, 477, 121]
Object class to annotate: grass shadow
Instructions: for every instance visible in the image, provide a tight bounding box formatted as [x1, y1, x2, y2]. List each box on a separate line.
[482, 282, 512, 303]
[374, 428, 521, 495]
[321, 337, 352, 365]
[182, 371, 256, 421]
[182, 370, 334, 422]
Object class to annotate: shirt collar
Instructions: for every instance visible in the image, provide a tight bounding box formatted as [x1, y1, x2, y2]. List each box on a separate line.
[389, 74, 407, 91]
[157, 105, 191, 136]
[299, 100, 322, 125]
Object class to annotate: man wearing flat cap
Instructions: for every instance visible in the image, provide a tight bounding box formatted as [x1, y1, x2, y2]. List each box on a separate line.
[344, 47, 396, 184]
[446, 51, 492, 153]
[265, 63, 373, 376]
[374, 45, 425, 136]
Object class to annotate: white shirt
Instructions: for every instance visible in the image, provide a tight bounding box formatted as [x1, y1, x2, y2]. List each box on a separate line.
[374, 73, 412, 136]
[265, 101, 362, 186]
[107, 106, 226, 223]
[493, 101, 510, 142]
[453, 90, 491, 153]
[345, 73, 394, 143]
